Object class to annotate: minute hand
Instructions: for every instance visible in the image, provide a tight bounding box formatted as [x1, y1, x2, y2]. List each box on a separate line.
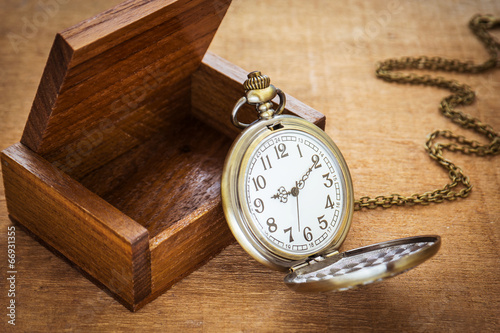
[295, 155, 320, 193]
[295, 166, 313, 191]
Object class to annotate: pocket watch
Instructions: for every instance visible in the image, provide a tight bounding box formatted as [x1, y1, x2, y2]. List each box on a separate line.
[221, 71, 440, 292]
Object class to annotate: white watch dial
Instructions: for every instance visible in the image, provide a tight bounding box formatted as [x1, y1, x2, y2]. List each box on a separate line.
[244, 129, 347, 257]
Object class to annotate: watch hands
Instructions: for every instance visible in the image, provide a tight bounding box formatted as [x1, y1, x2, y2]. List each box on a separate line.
[271, 157, 318, 202]
[295, 166, 313, 192]
[271, 186, 291, 203]
[295, 184, 300, 232]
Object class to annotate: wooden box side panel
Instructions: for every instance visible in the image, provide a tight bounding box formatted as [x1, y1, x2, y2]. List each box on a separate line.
[148, 200, 233, 302]
[21, 0, 232, 180]
[1, 143, 151, 308]
[191, 52, 326, 139]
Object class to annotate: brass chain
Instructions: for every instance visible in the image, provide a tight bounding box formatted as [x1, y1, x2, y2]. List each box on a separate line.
[354, 14, 500, 211]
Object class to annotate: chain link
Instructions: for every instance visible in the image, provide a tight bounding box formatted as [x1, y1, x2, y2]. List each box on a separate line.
[354, 14, 500, 211]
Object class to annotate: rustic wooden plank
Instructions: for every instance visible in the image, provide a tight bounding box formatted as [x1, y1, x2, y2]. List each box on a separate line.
[1, 0, 499, 331]
[192, 51, 326, 139]
[1, 143, 151, 308]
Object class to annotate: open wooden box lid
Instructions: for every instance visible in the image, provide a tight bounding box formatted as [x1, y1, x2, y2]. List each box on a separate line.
[2, 0, 325, 311]
[21, 0, 233, 179]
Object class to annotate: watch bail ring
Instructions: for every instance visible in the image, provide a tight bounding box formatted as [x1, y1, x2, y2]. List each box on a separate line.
[231, 88, 286, 129]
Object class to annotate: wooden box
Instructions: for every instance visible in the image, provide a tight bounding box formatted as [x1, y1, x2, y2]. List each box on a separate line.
[1, 0, 325, 311]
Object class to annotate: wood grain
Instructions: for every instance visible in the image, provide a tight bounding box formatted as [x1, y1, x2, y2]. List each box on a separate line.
[1, 143, 151, 308]
[1, 0, 499, 331]
[21, 0, 232, 180]
[78, 114, 231, 238]
[146, 199, 233, 309]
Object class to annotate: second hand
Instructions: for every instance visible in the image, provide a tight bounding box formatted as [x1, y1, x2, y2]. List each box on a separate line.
[296, 194, 300, 232]
[292, 184, 300, 232]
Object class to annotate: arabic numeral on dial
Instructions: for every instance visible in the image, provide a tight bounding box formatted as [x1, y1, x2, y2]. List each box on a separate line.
[284, 227, 294, 242]
[322, 173, 333, 188]
[323, 173, 333, 188]
[312, 154, 322, 169]
[317, 215, 328, 229]
[325, 195, 334, 209]
[267, 217, 277, 233]
[274, 143, 289, 159]
[252, 175, 266, 191]
[254, 198, 264, 213]
[297, 144, 303, 158]
[303, 226, 313, 241]
[260, 155, 272, 170]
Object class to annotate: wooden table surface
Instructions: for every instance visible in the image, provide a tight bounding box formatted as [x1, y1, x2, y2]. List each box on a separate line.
[1, 0, 499, 331]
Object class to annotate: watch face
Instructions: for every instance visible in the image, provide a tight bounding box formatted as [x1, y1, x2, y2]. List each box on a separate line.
[243, 129, 348, 257]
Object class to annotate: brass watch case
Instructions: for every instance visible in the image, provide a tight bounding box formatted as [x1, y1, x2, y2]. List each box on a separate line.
[221, 115, 354, 271]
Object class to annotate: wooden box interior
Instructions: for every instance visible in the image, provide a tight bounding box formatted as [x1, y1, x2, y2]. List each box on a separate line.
[1, 0, 325, 311]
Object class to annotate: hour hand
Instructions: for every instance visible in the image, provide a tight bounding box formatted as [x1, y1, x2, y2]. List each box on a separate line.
[271, 186, 291, 203]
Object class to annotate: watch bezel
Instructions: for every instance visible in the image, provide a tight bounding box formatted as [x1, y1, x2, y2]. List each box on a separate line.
[221, 115, 354, 271]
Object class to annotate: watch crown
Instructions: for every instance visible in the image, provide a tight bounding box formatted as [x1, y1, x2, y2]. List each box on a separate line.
[244, 71, 271, 90]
